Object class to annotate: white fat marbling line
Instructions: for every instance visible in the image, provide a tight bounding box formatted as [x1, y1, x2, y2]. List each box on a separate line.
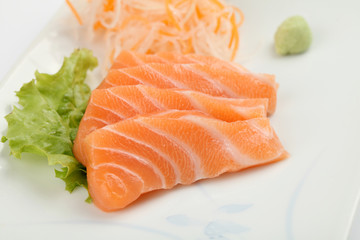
[104, 125, 181, 184]
[89, 101, 127, 119]
[231, 104, 267, 119]
[135, 85, 165, 111]
[177, 90, 207, 112]
[248, 118, 274, 139]
[101, 78, 117, 87]
[103, 172, 126, 193]
[135, 118, 204, 180]
[82, 115, 110, 125]
[95, 164, 145, 193]
[114, 68, 152, 87]
[182, 64, 239, 98]
[181, 115, 254, 167]
[90, 145, 165, 189]
[107, 87, 142, 113]
[127, 50, 147, 66]
[142, 64, 188, 89]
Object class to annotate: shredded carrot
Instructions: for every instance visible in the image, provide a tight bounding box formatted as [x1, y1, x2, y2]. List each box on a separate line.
[119, 15, 149, 30]
[182, 38, 193, 54]
[209, 0, 225, 10]
[231, 31, 239, 60]
[165, 0, 182, 30]
[131, 36, 147, 51]
[214, 16, 222, 33]
[195, 6, 203, 19]
[93, 21, 104, 30]
[222, 12, 230, 18]
[66, 0, 83, 25]
[103, 0, 115, 11]
[67, 0, 244, 67]
[159, 29, 177, 37]
[228, 13, 236, 48]
[234, 6, 245, 27]
[229, 13, 239, 60]
[174, 0, 188, 8]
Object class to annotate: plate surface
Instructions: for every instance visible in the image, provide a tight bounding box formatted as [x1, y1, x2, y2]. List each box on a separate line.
[1, 0, 360, 239]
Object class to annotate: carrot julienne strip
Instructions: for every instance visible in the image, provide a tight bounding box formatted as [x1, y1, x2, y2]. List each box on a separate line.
[66, 0, 83, 25]
[230, 13, 239, 60]
[209, 0, 225, 10]
[234, 6, 245, 27]
[165, 0, 182, 30]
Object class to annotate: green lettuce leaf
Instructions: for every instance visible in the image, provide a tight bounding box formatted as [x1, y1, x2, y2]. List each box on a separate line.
[2, 48, 97, 196]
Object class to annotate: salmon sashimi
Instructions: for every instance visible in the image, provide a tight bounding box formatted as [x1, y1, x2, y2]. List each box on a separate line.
[98, 63, 277, 114]
[84, 110, 288, 212]
[111, 50, 250, 73]
[73, 85, 269, 166]
[111, 50, 169, 69]
[110, 51, 275, 91]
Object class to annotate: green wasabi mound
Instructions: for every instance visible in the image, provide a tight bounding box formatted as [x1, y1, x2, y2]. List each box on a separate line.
[274, 16, 312, 55]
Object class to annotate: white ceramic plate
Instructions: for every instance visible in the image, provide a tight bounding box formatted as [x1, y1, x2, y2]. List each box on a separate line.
[1, 0, 360, 239]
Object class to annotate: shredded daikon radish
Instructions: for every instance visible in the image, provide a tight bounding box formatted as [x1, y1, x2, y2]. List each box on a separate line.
[66, 0, 244, 68]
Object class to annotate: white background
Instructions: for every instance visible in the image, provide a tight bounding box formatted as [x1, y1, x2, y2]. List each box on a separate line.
[1, 0, 360, 239]
[0, 1, 63, 81]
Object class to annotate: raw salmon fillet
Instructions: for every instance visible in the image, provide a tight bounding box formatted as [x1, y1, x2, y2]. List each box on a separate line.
[111, 50, 250, 73]
[84, 110, 288, 212]
[73, 85, 269, 166]
[98, 63, 278, 114]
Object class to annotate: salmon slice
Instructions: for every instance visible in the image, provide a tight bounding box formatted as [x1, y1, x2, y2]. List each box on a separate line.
[73, 85, 269, 166]
[98, 63, 277, 114]
[110, 51, 275, 90]
[85, 110, 288, 212]
[111, 51, 169, 69]
[111, 50, 249, 73]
